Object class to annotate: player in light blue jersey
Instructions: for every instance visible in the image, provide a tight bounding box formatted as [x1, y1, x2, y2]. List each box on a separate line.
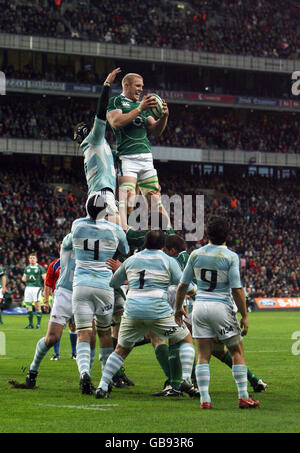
[175, 216, 260, 409]
[26, 233, 76, 389]
[71, 196, 129, 395]
[95, 230, 196, 399]
[73, 67, 122, 226]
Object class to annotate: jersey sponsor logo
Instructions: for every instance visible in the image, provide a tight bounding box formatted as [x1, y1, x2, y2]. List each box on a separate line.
[218, 325, 234, 336]
[122, 101, 131, 107]
[102, 303, 113, 312]
[132, 116, 143, 127]
[163, 326, 178, 336]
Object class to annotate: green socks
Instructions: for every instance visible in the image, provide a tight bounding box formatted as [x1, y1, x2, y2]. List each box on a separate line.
[155, 344, 171, 381]
[27, 310, 34, 327]
[36, 312, 42, 326]
[168, 344, 182, 391]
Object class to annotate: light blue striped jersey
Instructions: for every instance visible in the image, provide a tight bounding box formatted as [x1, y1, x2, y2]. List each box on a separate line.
[110, 248, 193, 319]
[71, 217, 129, 290]
[180, 244, 242, 306]
[56, 233, 75, 292]
[80, 116, 116, 195]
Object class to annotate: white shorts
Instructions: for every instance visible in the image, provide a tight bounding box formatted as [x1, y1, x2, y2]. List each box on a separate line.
[24, 286, 42, 303]
[86, 189, 119, 217]
[118, 154, 157, 181]
[192, 301, 242, 345]
[118, 314, 189, 348]
[0, 288, 3, 300]
[72, 286, 114, 330]
[49, 287, 73, 328]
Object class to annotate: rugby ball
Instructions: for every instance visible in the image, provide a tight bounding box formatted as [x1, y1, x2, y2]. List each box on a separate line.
[148, 93, 164, 119]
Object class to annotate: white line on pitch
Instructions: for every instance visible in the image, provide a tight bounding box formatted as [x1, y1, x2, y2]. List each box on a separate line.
[37, 403, 119, 411]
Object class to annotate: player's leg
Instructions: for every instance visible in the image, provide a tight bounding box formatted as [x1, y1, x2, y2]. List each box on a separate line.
[212, 342, 267, 392]
[151, 315, 195, 396]
[195, 338, 213, 409]
[117, 173, 137, 229]
[0, 294, 3, 324]
[68, 317, 77, 359]
[215, 304, 260, 408]
[26, 322, 64, 389]
[34, 288, 43, 328]
[72, 286, 95, 394]
[26, 287, 73, 388]
[226, 338, 260, 408]
[149, 332, 172, 395]
[96, 316, 145, 398]
[110, 292, 136, 386]
[24, 287, 34, 328]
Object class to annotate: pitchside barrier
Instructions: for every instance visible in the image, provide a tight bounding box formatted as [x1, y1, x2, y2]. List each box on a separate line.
[254, 298, 300, 311]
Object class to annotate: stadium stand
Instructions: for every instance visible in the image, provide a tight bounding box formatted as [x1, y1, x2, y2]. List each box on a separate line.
[0, 163, 299, 303]
[1, 0, 299, 58]
[1, 95, 300, 154]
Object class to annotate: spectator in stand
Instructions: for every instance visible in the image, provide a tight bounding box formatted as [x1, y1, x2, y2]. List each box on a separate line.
[1, 0, 299, 58]
[1, 96, 300, 154]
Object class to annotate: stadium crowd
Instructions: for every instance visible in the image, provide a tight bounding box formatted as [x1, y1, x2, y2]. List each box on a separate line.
[0, 164, 299, 305]
[1, 96, 300, 154]
[1, 0, 299, 59]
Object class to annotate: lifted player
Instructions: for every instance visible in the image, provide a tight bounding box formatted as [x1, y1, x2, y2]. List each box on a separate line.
[107, 73, 169, 229]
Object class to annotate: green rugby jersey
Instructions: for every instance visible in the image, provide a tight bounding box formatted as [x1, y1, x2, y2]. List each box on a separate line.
[24, 265, 46, 287]
[107, 93, 153, 156]
[126, 226, 175, 252]
[176, 251, 190, 271]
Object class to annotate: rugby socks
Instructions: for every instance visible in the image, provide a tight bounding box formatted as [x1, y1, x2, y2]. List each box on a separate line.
[27, 310, 34, 327]
[90, 347, 96, 372]
[0, 310, 3, 324]
[179, 342, 195, 382]
[168, 344, 182, 390]
[99, 351, 124, 392]
[99, 347, 114, 371]
[155, 344, 171, 381]
[220, 351, 260, 387]
[69, 331, 77, 355]
[30, 337, 50, 372]
[232, 365, 249, 399]
[54, 339, 60, 356]
[36, 312, 42, 326]
[196, 364, 211, 404]
[76, 342, 91, 377]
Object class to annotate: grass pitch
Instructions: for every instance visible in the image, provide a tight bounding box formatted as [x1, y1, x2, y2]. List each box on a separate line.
[0, 312, 299, 434]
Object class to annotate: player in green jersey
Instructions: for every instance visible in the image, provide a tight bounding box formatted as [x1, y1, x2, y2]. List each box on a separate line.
[107, 72, 169, 229]
[22, 253, 46, 329]
[0, 266, 6, 325]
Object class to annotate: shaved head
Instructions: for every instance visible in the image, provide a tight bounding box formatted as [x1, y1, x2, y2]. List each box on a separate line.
[122, 73, 143, 89]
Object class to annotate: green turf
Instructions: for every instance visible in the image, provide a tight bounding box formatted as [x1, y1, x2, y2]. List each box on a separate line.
[0, 312, 299, 433]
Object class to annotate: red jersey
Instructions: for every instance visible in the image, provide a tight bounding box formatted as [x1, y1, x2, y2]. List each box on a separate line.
[45, 258, 61, 292]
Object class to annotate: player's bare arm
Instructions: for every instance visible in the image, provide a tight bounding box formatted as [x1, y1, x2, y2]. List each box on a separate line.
[107, 95, 158, 130]
[43, 285, 51, 313]
[22, 274, 27, 283]
[147, 99, 169, 137]
[174, 282, 189, 326]
[232, 287, 248, 336]
[105, 67, 122, 85]
[1, 275, 6, 295]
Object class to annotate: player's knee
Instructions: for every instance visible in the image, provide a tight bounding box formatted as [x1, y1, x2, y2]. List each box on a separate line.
[45, 332, 60, 347]
[118, 183, 136, 197]
[224, 334, 243, 349]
